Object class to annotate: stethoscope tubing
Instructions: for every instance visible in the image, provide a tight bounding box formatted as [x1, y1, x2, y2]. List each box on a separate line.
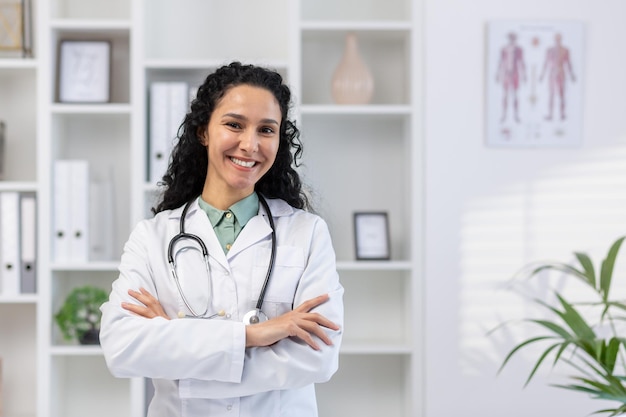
[167, 194, 276, 321]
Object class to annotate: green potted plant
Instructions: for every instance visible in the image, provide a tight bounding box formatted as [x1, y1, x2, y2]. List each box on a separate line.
[55, 285, 109, 345]
[494, 236, 626, 416]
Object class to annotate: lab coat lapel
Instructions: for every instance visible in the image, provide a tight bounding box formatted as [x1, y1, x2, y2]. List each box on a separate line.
[227, 214, 272, 259]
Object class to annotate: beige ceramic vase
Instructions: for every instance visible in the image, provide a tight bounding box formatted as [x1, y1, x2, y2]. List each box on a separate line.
[331, 33, 374, 105]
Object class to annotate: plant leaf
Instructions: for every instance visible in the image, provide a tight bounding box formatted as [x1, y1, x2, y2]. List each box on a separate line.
[498, 336, 557, 374]
[575, 251, 597, 288]
[523, 342, 563, 387]
[555, 293, 597, 343]
[599, 236, 626, 301]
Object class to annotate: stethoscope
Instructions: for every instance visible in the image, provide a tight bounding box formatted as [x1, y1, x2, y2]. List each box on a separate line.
[167, 194, 276, 325]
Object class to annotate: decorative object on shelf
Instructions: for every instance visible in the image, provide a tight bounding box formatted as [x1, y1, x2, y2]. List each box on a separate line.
[0, 0, 32, 58]
[331, 32, 374, 105]
[0, 121, 5, 180]
[353, 212, 390, 260]
[54, 285, 109, 345]
[57, 40, 111, 103]
[493, 236, 626, 416]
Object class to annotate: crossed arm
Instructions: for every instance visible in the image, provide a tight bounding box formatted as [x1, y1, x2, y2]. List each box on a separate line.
[122, 288, 339, 351]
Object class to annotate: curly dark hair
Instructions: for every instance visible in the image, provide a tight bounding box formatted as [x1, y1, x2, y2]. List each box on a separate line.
[153, 62, 308, 214]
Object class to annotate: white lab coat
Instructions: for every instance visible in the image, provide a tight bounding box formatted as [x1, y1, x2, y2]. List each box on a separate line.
[100, 197, 344, 417]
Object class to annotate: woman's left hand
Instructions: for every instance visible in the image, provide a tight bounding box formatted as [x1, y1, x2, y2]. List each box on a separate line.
[122, 287, 170, 320]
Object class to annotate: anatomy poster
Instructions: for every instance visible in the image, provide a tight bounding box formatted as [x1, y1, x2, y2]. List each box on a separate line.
[486, 20, 585, 147]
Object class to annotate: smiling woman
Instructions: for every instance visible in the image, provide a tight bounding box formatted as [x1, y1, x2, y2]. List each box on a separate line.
[99, 62, 344, 417]
[199, 84, 281, 207]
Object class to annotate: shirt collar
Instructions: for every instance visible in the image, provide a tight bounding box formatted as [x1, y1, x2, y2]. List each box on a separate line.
[198, 192, 259, 227]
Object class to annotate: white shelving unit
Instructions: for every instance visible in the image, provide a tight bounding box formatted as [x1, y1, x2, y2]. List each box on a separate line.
[0, 0, 423, 416]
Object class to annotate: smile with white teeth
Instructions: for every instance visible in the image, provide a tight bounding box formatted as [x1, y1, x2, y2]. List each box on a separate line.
[230, 157, 256, 168]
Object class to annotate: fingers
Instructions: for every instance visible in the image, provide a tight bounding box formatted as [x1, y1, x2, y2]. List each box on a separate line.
[121, 287, 169, 320]
[294, 294, 330, 313]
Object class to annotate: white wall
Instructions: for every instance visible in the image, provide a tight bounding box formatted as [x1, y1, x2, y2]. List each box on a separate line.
[424, 0, 626, 415]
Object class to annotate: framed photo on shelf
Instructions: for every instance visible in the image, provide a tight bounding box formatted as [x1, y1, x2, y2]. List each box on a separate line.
[58, 40, 111, 103]
[353, 212, 390, 261]
[0, 0, 32, 57]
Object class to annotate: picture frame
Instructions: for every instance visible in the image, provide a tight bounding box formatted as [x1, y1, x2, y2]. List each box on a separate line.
[0, 0, 32, 57]
[485, 20, 585, 148]
[57, 40, 111, 103]
[353, 212, 390, 260]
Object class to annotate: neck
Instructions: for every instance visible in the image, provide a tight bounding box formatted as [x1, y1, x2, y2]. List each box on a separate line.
[201, 183, 253, 210]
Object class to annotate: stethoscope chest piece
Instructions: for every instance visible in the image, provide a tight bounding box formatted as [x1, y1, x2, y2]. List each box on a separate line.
[243, 309, 268, 325]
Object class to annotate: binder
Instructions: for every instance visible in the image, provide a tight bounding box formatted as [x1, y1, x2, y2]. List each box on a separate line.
[89, 173, 115, 261]
[69, 160, 90, 262]
[53, 160, 72, 263]
[168, 82, 189, 147]
[148, 81, 189, 184]
[0, 191, 20, 295]
[20, 192, 37, 293]
[53, 160, 90, 263]
[148, 82, 170, 184]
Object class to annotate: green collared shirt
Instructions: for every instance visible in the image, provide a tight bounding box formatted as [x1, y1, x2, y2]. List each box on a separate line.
[198, 192, 259, 254]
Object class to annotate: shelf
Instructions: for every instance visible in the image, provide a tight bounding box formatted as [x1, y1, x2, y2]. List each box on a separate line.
[0, 58, 38, 69]
[50, 261, 120, 272]
[50, 19, 131, 32]
[0, 181, 38, 192]
[336, 260, 413, 271]
[300, 104, 411, 115]
[301, 20, 412, 32]
[51, 103, 132, 114]
[145, 58, 289, 71]
[0, 294, 38, 303]
[341, 342, 413, 355]
[50, 345, 103, 356]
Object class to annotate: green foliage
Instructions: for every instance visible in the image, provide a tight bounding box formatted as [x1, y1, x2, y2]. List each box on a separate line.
[54, 285, 109, 342]
[496, 236, 626, 416]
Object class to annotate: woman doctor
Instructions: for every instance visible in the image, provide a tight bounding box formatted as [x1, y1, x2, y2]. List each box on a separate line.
[99, 62, 344, 417]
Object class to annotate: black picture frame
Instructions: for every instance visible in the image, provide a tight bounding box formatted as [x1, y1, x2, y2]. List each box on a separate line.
[353, 212, 391, 260]
[57, 40, 111, 103]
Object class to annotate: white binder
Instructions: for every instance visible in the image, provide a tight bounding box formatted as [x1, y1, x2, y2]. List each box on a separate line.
[53, 160, 90, 263]
[149, 82, 171, 184]
[0, 191, 20, 295]
[149, 81, 189, 184]
[19, 192, 36, 293]
[53, 160, 72, 263]
[69, 160, 90, 262]
[168, 82, 189, 147]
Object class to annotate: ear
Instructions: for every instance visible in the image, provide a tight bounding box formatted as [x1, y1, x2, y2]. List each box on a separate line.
[197, 127, 208, 146]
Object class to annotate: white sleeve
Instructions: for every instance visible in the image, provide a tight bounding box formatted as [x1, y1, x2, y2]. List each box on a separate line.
[99, 220, 247, 383]
[179, 217, 344, 399]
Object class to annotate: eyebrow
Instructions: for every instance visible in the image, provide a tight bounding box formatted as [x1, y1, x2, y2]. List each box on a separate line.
[222, 112, 280, 126]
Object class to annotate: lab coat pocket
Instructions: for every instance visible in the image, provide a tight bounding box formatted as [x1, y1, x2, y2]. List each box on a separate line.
[253, 245, 304, 316]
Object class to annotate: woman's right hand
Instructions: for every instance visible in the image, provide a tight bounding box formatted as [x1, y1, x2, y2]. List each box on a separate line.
[245, 294, 340, 351]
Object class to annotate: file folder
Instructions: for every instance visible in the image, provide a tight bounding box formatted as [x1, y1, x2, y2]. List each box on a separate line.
[53, 160, 72, 263]
[0, 191, 20, 295]
[149, 82, 189, 184]
[20, 192, 36, 293]
[53, 160, 90, 263]
[69, 160, 89, 262]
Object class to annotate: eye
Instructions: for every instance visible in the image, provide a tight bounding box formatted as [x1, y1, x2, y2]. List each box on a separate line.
[225, 121, 242, 129]
[259, 126, 276, 135]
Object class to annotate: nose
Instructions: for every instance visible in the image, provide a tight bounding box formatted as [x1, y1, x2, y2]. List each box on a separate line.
[239, 129, 259, 153]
